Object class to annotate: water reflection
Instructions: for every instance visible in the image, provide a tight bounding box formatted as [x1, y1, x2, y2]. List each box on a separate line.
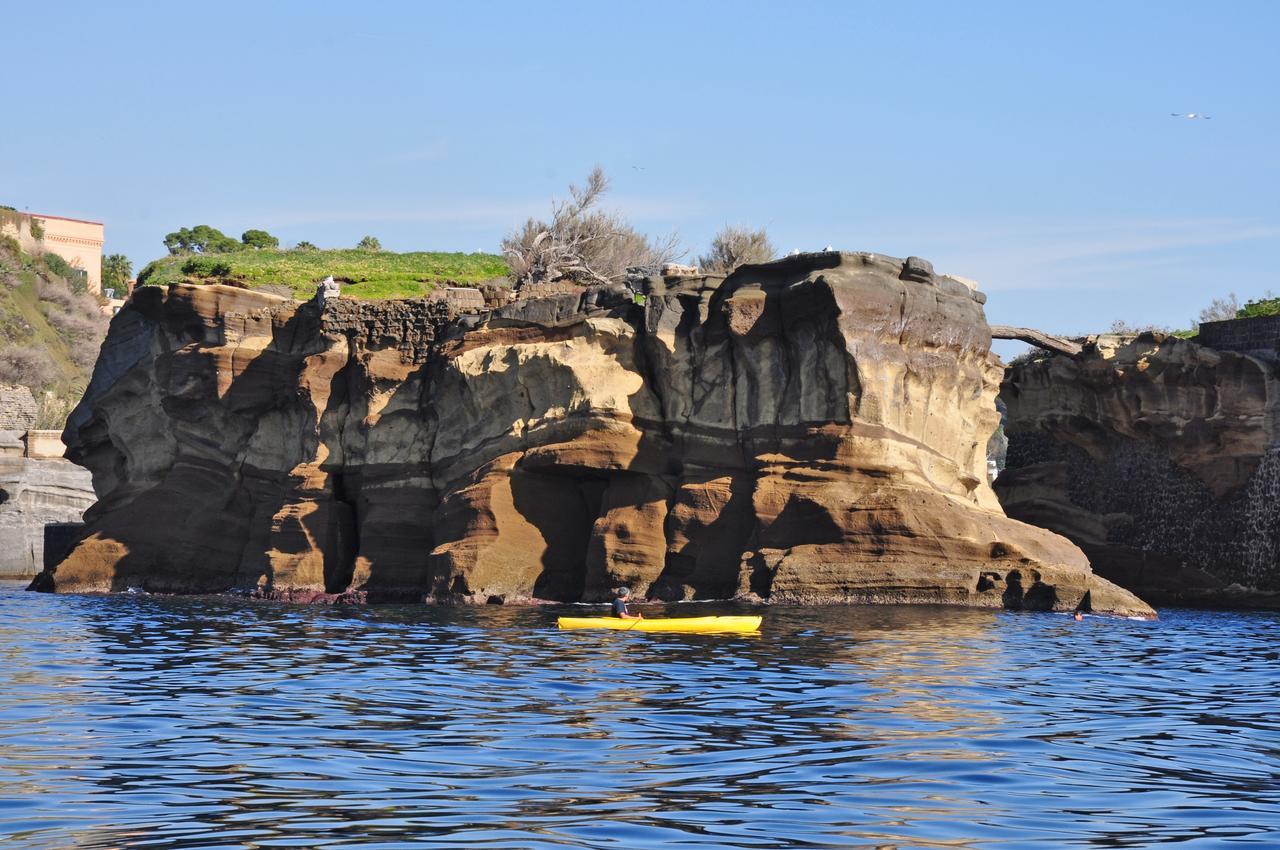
[0, 584, 1277, 848]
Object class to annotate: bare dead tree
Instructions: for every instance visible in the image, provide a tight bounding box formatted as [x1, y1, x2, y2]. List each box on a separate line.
[1198, 293, 1241, 323]
[696, 224, 775, 275]
[503, 167, 682, 288]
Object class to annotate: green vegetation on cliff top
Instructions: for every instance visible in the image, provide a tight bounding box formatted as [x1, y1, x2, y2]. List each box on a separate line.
[137, 249, 510, 300]
[1237, 297, 1280, 319]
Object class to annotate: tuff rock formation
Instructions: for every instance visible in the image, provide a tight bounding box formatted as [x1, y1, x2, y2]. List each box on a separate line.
[998, 332, 1280, 608]
[31, 251, 1152, 616]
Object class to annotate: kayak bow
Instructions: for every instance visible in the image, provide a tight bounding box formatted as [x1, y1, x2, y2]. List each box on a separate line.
[556, 615, 762, 634]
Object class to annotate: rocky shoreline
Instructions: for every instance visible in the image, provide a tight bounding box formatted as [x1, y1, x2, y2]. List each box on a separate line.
[31, 252, 1153, 617]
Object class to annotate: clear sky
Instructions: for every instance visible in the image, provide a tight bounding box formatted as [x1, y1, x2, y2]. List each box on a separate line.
[3, 1, 1277, 353]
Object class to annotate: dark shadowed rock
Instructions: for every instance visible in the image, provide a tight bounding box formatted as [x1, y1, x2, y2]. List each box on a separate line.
[998, 333, 1280, 609]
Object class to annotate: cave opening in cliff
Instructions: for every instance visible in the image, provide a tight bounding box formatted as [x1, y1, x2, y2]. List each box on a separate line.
[321, 472, 359, 595]
[510, 467, 608, 602]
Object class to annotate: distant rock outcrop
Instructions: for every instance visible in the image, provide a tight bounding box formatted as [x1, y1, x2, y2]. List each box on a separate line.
[0, 431, 95, 577]
[998, 332, 1280, 608]
[32, 254, 1152, 616]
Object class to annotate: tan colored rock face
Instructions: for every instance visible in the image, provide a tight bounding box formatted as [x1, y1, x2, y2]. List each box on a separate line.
[998, 332, 1280, 606]
[36, 254, 1152, 617]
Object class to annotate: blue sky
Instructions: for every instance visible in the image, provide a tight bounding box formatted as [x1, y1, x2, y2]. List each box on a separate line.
[3, 1, 1277, 352]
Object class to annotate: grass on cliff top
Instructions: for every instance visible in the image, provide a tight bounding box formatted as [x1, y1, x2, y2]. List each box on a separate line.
[137, 249, 511, 300]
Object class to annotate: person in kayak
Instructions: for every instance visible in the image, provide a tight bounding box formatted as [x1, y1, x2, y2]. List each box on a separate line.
[612, 587, 643, 619]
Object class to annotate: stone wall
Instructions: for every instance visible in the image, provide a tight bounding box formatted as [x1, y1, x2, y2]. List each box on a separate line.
[0, 385, 37, 430]
[428, 286, 486, 313]
[1198, 315, 1280, 355]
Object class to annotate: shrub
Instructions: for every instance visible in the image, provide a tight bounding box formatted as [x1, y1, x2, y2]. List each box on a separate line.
[1236, 292, 1280, 319]
[181, 257, 233, 278]
[49, 310, 106, 341]
[29, 218, 45, 240]
[69, 338, 102, 369]
[357, 235, 383, 251]
[1195, 293, 1241, 323]
[34, 393, 76, 430]
[136, 259, 162, 287]
[35, 277, 75, 310]
[41, 252, 76, 279]
[502, 167, 681, 287]
[0, 345, 55, 388]
[1008, 348, 1052, 368]
[1107, 319, 1171, 334]
[294, 241, 318, 251]
[697, 225, 775, 274]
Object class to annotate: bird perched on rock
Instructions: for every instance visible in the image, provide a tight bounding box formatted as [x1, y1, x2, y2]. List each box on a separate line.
[1170, 112, 1211, 119]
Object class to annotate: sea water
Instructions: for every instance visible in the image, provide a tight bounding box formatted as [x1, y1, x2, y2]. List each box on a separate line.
[1, 582, 1276, 848]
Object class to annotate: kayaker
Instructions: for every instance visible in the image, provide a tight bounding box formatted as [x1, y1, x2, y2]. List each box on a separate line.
[612, 587, 643, 620]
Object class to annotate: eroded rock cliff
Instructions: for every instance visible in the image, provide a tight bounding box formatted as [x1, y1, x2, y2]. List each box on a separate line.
[998, 333, 1280, 607]
[32, 252, 1152, 616]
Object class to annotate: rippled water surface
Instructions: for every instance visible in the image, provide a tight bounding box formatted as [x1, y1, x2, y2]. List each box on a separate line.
[1, 583, 1278, 848]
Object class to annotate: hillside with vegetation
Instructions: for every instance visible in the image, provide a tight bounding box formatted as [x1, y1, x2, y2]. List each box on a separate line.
[0, 235, 108, 427]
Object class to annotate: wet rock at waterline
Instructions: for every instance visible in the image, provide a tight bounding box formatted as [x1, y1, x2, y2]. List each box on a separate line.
[998, 332, 1280, 609]
[32, 252, 1153, 617]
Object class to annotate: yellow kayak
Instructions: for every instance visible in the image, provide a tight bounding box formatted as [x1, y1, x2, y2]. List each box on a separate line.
[557, 615, 762, 633]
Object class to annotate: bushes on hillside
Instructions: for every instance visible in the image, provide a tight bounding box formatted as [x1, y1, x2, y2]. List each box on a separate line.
[503, 167, 681, 288]
[36, 277, 107, 360]
[69, 338, 101, 369]
[40, 253, 88, 293]
[357, 236, 383, 251]
[49, 310, 104, 342]
[0, 237, 108, 429]
[181, 257, 232, 278]
[0, 346, 55, 388]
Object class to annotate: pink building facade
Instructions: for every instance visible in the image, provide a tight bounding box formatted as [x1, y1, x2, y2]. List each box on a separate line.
[0, 210, 104, 294]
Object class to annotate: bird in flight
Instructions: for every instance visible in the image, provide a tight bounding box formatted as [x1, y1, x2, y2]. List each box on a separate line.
[1171, 112, 1211, 120]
